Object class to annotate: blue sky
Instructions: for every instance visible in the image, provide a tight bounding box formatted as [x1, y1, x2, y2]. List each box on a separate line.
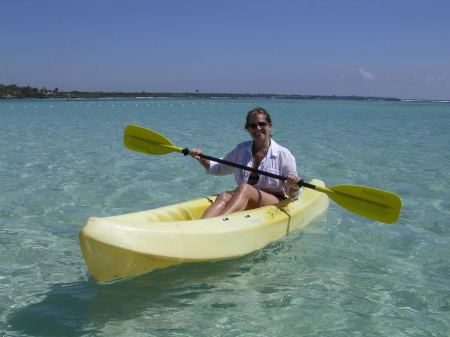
[1, 0, 449, 99]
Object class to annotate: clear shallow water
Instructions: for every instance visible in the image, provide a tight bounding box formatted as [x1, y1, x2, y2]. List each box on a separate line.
[0, 98, 449, 336]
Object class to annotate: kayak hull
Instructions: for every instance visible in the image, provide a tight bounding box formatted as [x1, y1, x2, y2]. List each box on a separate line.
[79, 179, 329, 281]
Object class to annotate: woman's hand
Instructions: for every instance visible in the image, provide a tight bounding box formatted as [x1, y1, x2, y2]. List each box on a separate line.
[286, 174, 301, 195]
[189, 147, 203, 160]
[190, 147, 210, 170]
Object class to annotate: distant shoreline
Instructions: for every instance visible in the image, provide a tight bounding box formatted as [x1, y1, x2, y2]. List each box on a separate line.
[3, 83, 449, 102]
[2, 95, 402, 101]
[0, 91, 401, 102]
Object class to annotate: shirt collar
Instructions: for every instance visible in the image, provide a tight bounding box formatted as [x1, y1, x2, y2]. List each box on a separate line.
[267, 139, 280, 159]
[244, 139, 280, 158]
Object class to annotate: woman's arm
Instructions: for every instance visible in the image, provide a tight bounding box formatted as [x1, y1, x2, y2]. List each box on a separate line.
[285, 174, 301, 198]
[189, 147, 211, 170]
[281, 150, 301, 198]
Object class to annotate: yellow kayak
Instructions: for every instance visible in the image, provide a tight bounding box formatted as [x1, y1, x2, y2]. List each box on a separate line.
[79, 179, 329, 282]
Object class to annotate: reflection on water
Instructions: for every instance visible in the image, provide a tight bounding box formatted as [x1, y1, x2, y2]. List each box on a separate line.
[8, 259, 247, 336]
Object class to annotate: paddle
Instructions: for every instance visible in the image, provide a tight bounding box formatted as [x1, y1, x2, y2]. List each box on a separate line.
[124, 124, 402, 224]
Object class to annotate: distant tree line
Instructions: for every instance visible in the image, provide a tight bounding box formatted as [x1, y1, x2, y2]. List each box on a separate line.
[0, 83, 401, 101]
[0, 84, 59, 98]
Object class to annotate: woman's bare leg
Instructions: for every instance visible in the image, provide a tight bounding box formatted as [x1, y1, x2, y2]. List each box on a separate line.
[220, 183, 279, 215]
[201, 192, 233, 219]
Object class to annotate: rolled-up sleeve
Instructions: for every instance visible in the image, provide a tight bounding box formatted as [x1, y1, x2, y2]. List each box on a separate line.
[280, 150, 298, 177]
[280, 149, 300, 197]
[208, 147, 238, 176]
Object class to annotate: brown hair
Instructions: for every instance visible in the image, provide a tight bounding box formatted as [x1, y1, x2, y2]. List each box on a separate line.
[245, 107, 273, 129]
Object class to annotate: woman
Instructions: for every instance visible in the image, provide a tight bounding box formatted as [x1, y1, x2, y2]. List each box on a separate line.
[190, 107, 301, 219]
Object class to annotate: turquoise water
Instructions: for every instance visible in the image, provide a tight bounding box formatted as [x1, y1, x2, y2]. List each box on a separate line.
[1, 98, 449, 336]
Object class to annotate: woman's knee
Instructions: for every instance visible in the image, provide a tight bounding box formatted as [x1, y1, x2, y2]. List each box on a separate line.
[215, 192, 232, 203]
[236, 183, 252, 194]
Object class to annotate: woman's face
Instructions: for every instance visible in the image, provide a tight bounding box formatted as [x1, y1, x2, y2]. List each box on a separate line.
[247, 113, 272, 142]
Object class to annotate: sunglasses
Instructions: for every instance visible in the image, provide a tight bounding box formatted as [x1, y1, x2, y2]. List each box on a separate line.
[247, 121, 269, 129]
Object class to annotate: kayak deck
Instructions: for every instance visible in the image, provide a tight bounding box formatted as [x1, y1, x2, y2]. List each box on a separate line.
[79, 179, 329, 281]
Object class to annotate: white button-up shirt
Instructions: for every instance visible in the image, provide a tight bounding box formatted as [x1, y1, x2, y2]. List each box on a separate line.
[208, 139, 298, 196]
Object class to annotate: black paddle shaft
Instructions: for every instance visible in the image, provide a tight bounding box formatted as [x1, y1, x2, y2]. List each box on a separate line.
[181, 147, 316, 190]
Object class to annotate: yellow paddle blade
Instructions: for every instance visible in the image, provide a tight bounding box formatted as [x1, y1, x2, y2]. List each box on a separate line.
[124, 125, 184, 155]
[315, 184, 402, 224]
